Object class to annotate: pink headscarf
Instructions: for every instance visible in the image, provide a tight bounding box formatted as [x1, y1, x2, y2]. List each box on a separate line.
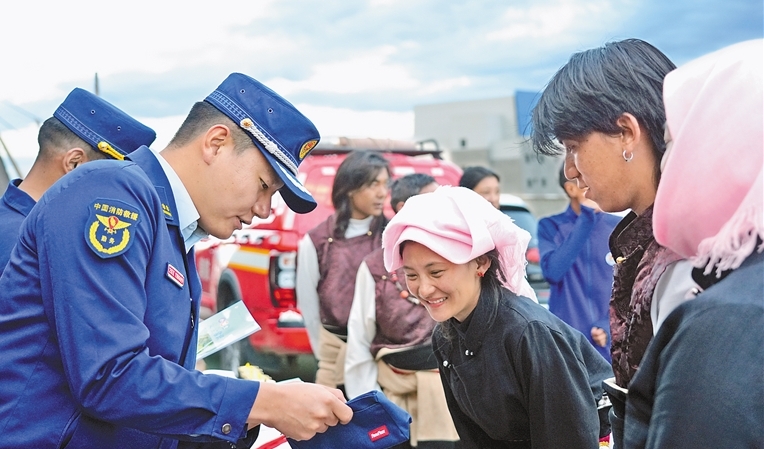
[382, 186, 537, 302]
[654, 39, 764, 277]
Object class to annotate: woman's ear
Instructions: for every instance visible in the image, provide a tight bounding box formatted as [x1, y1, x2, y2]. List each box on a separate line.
[616, 113, 642, 150]
[475, 254, 492, 273]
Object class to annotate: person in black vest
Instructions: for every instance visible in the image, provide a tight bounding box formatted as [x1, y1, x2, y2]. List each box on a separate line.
[296, 150, 391, 389]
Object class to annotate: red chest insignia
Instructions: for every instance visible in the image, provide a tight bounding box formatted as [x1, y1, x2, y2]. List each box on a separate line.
[166, 263, 185, 288]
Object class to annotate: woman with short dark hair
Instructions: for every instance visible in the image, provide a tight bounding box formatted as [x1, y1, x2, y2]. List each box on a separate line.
[530, 39, 680, 447]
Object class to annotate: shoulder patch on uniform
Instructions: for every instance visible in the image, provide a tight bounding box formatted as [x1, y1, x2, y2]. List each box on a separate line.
[85, 199, 141, 258]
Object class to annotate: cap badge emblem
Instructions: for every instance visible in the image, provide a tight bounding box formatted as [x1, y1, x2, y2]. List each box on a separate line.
[299, 139, 318, 159]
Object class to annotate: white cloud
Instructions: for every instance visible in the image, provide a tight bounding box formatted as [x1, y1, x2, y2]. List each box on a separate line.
[418, 77, 472, 95]
[0, 124, 40, 177]
[296, 104, 414, 140]
[486, 0, 626, 42]
[0, 0, 276, 104]
[267, 45, 419, 95]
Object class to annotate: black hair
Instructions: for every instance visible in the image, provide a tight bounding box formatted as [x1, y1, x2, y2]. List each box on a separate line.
[530, 38, 676, 168]
[458, 166, 500, 190]
[169, 101, 253, 153]
[37, 117, 102, 161]
[331, 150, 391, 238]
[390, 173, 436, 211]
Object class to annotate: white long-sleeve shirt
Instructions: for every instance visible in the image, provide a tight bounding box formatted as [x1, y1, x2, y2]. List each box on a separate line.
[344, 261, 381, 399]
[295, 216, 375, 359]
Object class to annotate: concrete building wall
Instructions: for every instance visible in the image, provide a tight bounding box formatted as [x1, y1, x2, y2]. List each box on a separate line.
[414, 95, 567, 217]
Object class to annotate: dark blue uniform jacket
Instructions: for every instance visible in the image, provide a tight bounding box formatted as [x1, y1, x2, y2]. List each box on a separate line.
[0, 147, 259, 448]
[0, 179, 36, 274]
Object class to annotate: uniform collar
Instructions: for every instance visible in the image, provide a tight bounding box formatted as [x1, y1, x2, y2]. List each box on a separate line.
[2, 179, 36, 218]
[127, 146, 207, 252]
[153, 151, 206, 251]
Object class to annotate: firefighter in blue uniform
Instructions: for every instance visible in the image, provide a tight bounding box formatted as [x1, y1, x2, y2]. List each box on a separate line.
[0, 73, 352, 448]
[0, 87, 156, 274]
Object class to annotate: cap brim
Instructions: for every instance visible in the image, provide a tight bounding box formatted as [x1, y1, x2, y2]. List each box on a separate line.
[257, 146, 317, 214]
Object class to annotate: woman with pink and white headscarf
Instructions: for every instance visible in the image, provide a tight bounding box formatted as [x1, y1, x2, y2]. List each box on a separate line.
[624, 38, 764, 449]
[383, 186, 613, 448]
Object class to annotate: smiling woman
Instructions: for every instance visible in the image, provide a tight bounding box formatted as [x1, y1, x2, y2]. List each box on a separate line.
[382, 186, 613, 448]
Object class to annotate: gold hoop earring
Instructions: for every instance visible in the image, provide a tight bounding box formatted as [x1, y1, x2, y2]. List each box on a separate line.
[623, 150, 634, 162]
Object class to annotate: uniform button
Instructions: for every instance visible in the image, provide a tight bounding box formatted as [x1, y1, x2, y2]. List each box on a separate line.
[465, 350, 469, 355]
[222, 423, 232, 434]
[443, 360, 448, 367]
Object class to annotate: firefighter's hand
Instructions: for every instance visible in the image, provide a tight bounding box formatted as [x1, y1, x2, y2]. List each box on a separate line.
[248, 382, 353, 441]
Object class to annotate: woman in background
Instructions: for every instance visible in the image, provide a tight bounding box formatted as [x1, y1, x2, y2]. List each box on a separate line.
[296, 150, 390, 389]
[459, 166, 501, 209]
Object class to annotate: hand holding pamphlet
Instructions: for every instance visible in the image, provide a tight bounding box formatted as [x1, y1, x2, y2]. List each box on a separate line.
[197, 301, 260, 360]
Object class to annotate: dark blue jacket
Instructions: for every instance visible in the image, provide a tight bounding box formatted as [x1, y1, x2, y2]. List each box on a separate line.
[0, 147, 259, 448]
[538, 205, 620, 361]
[624, 250, 764, 448]
[0, 179, 35, 274]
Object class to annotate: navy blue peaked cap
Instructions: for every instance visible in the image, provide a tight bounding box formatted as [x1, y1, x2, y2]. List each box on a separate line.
[53, 88, 156, 160]
[205, 73, 319, 214]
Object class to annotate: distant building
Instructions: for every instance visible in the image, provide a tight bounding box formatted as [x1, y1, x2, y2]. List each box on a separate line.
[414, 91, 566, 216]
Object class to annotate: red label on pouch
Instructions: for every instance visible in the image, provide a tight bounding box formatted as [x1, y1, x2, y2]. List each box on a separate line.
[369, 425, 389, 442]
[166, 263, 185, 288]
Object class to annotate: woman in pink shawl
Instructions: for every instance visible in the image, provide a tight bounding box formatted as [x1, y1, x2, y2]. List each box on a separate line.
[624, 39, 764, 449]
[383, 186, 613, 448]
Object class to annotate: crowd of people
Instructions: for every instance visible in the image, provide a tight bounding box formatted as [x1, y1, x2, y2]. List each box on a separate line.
[0, 36, 760, 449]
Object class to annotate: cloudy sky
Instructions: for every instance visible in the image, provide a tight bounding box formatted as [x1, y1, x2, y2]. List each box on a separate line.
[0, 0, 761, 176]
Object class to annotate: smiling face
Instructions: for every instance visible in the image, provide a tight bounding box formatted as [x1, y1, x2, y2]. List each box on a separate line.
[197, 143, 284, 239]
[401, 241, 489, 322]
[349, 168, 390, 219]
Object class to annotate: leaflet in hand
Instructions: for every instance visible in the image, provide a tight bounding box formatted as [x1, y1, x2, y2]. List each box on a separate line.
[197, 301, 261, 359]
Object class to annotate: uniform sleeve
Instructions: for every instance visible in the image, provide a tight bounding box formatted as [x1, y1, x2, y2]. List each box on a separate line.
[344, 262, 381, 399]
[538, 207, 595, 284]
[516, 321, 601, 449]
[296, 233, 321, 358]
[34, 166, 259, 444]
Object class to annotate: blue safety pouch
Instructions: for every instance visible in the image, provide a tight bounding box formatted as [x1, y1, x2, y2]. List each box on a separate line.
[287, 390, 411, 449]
